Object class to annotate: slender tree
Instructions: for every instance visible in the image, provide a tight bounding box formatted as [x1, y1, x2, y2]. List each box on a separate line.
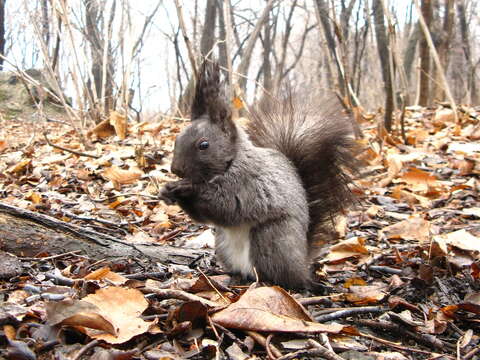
[0, 0, 5, 71]
[372, 0, 393, 131]
[418, 0, 432, 106]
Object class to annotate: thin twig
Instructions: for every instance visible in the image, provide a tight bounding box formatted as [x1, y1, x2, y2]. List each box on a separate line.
[307, 339, 344, 360]
[245, 331, 283, 359]
[20, 250, 82, 262]
[359, 331, 455, 359]
[43, 132, 100, 159]
[142, 287, 220, 308]
[265, 334, 276, 360]
[174, 0, 198, 80]
[72, 339, 99, 360]
[315, 306, 387, 322]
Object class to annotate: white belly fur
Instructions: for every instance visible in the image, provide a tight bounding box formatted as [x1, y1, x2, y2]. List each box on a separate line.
[216, 224, 253, 277]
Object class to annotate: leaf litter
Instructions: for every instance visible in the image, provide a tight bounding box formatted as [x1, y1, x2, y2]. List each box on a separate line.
[0, 105, 479, 359]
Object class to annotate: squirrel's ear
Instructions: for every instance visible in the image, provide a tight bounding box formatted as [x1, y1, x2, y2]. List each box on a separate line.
[191, 61, 233, 131]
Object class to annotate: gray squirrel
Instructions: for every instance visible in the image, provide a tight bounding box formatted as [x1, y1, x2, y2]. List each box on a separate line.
[160, 61, 358, 289]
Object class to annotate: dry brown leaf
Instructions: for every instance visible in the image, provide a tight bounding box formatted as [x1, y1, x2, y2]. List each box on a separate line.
[46, 300, 116, 335]
[344, 277, 367, 288]
[110, 111, 128, 140]
[103, 166, 142, 188]
[381, 215, 431, 243]
[88, 118, 116, 139]
[378, 153, 403, 187]
[83, 287, 154, 344]
[345, 283, 387, 305]
[325, 237, 369, 263]
[84, 267, 128, 285]
[0, 139, 8, 153]
[8, 159, 31, 175]
[108, 196, 127, 209]
[433, 108, 455, 124]
[211, 286, 343, 334]
[391, 186, 432, 207]
[401, 167, 438, 193]
[433, 229, 480, 257]
[25, 191, 42, 205]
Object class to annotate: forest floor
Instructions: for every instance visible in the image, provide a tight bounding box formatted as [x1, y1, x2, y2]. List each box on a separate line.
[0, 98, 479, 359]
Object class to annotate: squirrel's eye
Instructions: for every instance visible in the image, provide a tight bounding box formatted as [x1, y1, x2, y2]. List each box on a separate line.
[198, 140, 209, 150]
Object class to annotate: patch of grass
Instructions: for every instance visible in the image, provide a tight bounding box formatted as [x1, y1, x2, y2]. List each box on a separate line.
[0, 87, 11, 102]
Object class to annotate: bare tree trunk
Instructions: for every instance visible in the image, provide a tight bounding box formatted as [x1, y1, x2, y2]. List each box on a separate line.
[41, 0, 50, 47]
[418, 0, 432, 106]
[457, 0, 478, 104]
[84, 0, 115, 119]
[273, 0, 297, 91]
[314, 0, 346, 96]
[51, 14, 62, 72]
[351, 1, 370, 96]
[217, 0, 228, 70]
[403, 22, 420, 82]
[262, 2, 272, 92]
[236, 0, 275, 92]
[200, 0, 216, 58]
[0, 0, 5, 71]
[176, 0, 217, 116]
[372, 0, 394, 131]
[433, 0, 454, 101]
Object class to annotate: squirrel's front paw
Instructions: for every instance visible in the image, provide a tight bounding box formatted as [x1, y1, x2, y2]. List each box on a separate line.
[159, 180, 193, 204]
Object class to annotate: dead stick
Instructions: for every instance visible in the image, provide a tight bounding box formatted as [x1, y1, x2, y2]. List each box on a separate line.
[142, 287, 220, 308]
[298, 295, 335, 306]
[43, 132, 100, 159]
[265, 334, 276, 360]
[72, 339, 99, 360]
[315, 306, 387, 322]
[464, 346, 480, 360]
[20, 250, 82, 261]
[214, 324, 250, 353]
[359, 332, 454, 359]
[245, 331, 282, 359]
[276, 348, 339, 360]
[307, 339, 344, 360]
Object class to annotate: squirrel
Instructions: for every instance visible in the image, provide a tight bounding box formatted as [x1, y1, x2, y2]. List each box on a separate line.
[160, 60, 359, 289]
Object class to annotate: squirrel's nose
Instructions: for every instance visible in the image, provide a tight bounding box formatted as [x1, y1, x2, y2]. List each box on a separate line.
[171, 159, 185, 178]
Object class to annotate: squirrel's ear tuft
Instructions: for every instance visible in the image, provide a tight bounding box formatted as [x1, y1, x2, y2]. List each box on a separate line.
[191, 60, 233, 131]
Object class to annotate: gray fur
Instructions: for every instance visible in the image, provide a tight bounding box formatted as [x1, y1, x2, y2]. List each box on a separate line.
[160, 61, 357, 289]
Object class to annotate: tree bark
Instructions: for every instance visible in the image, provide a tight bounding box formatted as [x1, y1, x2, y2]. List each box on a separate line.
[457, 0, 477, 104]
[84, 0, 115, 118]
[262, 1, 272, 92]
[0, 0, 5, 71]
[217, 0, 228, 70]
[236, 0, 275, 92]
[41, 0, 50, 47]
[314, 0, 346, 96]
[0, 203, 211, 265]
[433, 0, 454, 101]
[418, 0, 432, 106]
[176, 0, 218, 116]
[372, 0, 393, 131]
[403, 22, 420, 82]
[200, 0, 217, 58]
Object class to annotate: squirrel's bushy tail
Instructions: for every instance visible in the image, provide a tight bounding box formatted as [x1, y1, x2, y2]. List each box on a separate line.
[247, 91, 359, 244]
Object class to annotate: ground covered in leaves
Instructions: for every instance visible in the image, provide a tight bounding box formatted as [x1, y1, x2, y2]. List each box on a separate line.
[0, 105, 479, 359]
